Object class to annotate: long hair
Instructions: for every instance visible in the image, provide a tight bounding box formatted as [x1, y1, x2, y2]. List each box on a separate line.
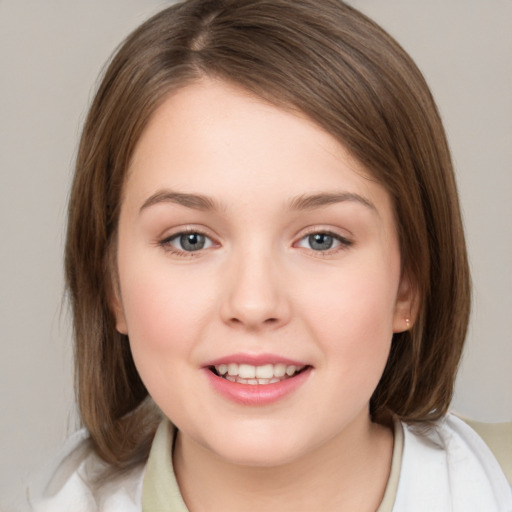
[65, 0, 471, 468]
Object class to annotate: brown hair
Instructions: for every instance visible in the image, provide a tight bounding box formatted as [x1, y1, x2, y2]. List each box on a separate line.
[65, 0, 471, 469]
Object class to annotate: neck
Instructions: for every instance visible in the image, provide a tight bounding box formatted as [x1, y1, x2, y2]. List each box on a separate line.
[173, 413, 394, 512]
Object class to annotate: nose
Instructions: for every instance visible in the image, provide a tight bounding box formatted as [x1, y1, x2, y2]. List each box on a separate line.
[220, 247, 291, 331]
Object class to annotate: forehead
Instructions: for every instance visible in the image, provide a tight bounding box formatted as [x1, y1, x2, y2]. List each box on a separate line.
[125, 78, 390, 216]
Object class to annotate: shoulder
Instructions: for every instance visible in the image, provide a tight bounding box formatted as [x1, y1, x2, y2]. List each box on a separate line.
[25, 429, 145, 512]
[393, 413, 512, 511]
[459, 415, 512, 485]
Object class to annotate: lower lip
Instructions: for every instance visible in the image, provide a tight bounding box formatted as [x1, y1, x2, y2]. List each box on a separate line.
[204, 367, 312, 406]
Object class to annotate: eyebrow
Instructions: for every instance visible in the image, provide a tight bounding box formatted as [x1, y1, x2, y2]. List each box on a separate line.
[139, 189, 377, 214]
[140, 190, 220, 212]
[289, 192, 377, 212]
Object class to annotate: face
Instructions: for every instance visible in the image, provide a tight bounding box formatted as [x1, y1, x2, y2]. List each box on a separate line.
[113, 79, 413, 467]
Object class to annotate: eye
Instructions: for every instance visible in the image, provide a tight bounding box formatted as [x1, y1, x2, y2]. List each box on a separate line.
[162, 231, 214, 252]
[296, 232, 352, 252]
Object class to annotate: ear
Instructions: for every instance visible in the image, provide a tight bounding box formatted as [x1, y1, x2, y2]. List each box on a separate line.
[108, 281, 128, 335]
[105, 244, 129, 335]
[392, 271, 419, 333]
[111, 296, 128, 335]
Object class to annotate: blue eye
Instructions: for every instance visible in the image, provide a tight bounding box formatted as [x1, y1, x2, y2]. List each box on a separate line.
[164, 232, 213, 252]
[308, 233, 334, 251]
[297, 232, 351, 251]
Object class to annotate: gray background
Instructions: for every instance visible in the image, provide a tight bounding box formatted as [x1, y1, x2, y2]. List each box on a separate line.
[1, 0, 511, 508]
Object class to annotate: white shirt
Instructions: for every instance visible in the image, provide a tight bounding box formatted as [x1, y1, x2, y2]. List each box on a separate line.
[25, 413, 512, 511]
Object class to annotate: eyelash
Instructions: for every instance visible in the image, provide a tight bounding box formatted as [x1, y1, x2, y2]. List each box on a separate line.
[158, 228, 353, 257]
[295, 229, 353, 255]
[158, 228, 216, 257]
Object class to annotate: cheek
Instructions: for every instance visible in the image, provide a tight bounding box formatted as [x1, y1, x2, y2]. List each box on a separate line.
[119, 269, 215, 412]
[123, 278, 183, 348]
[118, 260, 216, 363]
[300, 259, 399, 369]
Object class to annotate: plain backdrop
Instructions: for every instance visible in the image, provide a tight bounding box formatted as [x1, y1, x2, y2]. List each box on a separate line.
[1, 0, 511, 508]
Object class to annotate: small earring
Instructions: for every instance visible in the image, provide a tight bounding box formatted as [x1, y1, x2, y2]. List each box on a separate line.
[405, 318, 411, 329]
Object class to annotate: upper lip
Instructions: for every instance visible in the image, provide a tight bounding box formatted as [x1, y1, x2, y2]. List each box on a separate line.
[203, 353, 309, 367]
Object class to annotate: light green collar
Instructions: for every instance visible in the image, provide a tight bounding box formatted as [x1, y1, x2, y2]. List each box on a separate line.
[142, 419, 189, 511]
[142, 418, 403, 512]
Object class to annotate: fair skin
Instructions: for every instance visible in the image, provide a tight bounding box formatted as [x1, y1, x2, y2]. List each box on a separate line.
[113, 78, 415, 511]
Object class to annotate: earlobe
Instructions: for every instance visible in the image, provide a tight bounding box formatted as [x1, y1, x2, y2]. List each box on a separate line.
[112, 300, 128, 335]
[106, 248, 129, 334]
[109, 285, 128, 335]
[392, 273, 419, 333]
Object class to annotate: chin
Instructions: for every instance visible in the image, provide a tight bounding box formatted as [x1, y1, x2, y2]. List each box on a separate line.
[202, 423, 313, 468]
[217, 443, 303, 468]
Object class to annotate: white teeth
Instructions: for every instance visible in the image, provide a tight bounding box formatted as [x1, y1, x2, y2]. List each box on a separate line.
[238, 364, 256, 379]
[274, 363, 286, 377]
[213, 363, 305, 384]
[286, 365, 297, 376]
[255, 364, 274, 379]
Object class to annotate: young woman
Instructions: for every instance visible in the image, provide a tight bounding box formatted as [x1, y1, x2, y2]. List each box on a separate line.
[28, 0, 511, 510]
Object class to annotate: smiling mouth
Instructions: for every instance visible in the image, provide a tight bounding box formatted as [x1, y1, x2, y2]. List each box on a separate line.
[209, 363, 309, 385]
